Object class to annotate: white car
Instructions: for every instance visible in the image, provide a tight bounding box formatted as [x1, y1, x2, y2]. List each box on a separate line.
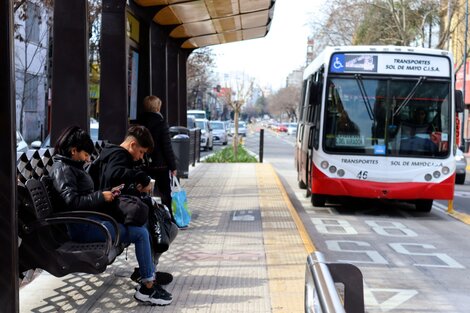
[229, 121, 247, 137]
[31, 121, 99, 148]
[209, 121, 228, 145]
[187, 110, 207, 120]
[195, 118, 213, 151]
[455, 148, 467, 185]
[16, 131, 28, 153]
[287, 122, 298, 135]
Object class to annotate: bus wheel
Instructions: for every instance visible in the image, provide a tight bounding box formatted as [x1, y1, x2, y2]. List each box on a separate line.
[311, 194, 326, 207]
[415, 200, 433, 212]
[298, 180, 306, 189]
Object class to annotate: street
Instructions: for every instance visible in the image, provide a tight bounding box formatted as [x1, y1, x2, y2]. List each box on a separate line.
[229, 124, 470, 313]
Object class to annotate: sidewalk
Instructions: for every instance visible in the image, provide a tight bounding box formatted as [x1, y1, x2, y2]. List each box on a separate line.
[19, 163, 310, 313]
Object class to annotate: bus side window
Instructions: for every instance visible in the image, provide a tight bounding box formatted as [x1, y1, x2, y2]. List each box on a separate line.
[299, 80, 308, 122]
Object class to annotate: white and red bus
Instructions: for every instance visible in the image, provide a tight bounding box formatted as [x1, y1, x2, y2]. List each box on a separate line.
[295, 46, 464, 212]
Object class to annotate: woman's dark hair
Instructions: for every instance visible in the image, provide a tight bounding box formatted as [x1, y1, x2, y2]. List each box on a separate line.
[54, 126, 95, 157]
[126, 124, 154, 153]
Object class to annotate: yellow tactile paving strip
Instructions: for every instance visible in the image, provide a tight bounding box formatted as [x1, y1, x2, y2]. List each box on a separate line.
[256, 163, 316, 313]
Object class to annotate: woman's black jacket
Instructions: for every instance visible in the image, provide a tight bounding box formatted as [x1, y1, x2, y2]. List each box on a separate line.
[50, 154, 106, 211]
[139, 111, 177, 172]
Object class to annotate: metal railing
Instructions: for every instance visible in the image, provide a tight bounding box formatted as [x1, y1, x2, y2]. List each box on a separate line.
[305, 252, 364, 313]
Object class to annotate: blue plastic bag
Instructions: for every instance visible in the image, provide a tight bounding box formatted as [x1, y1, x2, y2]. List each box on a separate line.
[171, 176, 191, 228]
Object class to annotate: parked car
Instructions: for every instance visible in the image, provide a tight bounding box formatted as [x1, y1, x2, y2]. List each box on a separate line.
[287, 122, 298, 135]
[229, 121, 247, 137]
[455, 148, 467, 184]
[277, 123, 288, 132]
[31, 122, 99, 149]
[187, 116, 197, 129]
[16, 131, 28, 153]
[195, 118, 213, 151]
[209, 120, 228, 145]
[187, 109, 207, 120]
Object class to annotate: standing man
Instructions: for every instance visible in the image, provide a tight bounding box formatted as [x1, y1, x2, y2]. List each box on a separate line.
[139, 96, 177, 212]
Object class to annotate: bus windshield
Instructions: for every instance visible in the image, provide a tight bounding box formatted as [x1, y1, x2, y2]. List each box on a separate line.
[323, 76, 451, 158]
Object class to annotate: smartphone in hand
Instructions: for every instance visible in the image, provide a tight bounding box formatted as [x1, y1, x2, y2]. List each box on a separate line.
[111, 184, 125, 197]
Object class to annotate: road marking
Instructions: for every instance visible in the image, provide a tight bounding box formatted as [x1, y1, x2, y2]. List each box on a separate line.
[365, 286, 418, 311]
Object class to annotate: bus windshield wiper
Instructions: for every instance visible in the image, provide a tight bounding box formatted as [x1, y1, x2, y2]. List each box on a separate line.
[354, 74, 374, 120]
[393, 76, 426, 117]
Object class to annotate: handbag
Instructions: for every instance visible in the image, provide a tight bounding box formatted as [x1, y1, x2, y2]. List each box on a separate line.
[115, 195, 149, 226]
[171, 176, 191, 228]
[148, 201, 172, 253]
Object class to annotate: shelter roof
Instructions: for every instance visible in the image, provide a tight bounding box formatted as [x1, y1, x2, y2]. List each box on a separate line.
[133, 0, 276, 49]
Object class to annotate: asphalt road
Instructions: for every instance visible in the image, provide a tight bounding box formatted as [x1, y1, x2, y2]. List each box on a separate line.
[237, 125, 470, 313]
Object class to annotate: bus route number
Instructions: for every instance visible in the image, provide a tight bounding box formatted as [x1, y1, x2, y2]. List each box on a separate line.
[357, 171, 368, 180]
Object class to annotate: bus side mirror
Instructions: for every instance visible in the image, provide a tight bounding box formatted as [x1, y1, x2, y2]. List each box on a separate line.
[455, 90, 465, 113]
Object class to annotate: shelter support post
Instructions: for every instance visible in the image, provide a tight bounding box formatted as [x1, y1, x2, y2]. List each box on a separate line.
[166, 41, 179, 126]
[51, 0, 89, 145]
[0, 1, 19, 312]
[178, 50, 190, 126]
[149, 24, 167, 110]
[100, 0, 128, 143]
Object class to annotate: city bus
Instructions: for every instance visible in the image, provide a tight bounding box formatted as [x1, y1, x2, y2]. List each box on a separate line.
[295, 46, 464, 212]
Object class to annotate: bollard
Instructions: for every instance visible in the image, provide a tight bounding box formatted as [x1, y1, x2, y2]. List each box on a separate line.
[259, 128, 264, 163]
[448, 200, 454, 213]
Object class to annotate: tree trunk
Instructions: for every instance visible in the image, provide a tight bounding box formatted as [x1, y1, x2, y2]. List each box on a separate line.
[233, 109, 239, 160]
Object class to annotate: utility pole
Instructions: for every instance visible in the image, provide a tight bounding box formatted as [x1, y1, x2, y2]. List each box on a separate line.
[462, 0, 469, 150]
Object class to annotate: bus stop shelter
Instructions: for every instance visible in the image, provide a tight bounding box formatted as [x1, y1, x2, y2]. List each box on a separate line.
[0, 0, 276, 311]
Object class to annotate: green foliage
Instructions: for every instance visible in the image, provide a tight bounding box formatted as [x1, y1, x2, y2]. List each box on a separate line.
[204, 145, 258, 163]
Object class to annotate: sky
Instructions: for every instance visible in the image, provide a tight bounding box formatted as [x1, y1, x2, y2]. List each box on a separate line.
[211, 0, 325, 91]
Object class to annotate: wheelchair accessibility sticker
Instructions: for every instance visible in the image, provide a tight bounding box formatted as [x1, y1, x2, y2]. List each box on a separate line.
[330, 54, 345, 72]
[330, 53, 378, 73]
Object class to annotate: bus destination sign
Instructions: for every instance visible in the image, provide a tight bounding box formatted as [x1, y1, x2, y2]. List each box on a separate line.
[330, 53, 450, 77]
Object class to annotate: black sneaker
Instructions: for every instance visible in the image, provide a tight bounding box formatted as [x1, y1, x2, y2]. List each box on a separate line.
[154, 284, 173, 299]
[156, 272, 173, 285]
[131, 268, 173, 286]
[134, 284, 172, 306]
[130, 267, 141, 283]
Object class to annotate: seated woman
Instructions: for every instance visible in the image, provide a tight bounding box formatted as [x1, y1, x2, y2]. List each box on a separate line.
[50, 126, 172, 306]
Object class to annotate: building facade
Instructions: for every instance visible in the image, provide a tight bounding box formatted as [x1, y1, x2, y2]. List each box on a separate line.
[14, 1, 50, 142]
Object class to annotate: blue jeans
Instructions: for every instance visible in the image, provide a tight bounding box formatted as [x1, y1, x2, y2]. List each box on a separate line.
[69, 220, 155, 283]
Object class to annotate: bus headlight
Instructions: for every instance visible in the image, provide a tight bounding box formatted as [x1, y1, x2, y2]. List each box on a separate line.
[321, 161, 329, 169]
[424, 174, 432, 181]
[442, 167, 450, 175]
[329, 166, 337, 173]
[337, 169, 345, 177]
[433, 171, 441, 178]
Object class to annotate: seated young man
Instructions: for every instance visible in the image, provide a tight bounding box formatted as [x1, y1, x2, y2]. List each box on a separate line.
[51, 125, 172, 306]
[94, 125, 174, 300]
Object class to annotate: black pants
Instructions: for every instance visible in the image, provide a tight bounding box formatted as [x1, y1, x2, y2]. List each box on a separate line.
[150, 168, 172, 212]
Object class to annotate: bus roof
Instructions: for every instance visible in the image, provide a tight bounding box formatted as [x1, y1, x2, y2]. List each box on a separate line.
[303, 45, 453, 80]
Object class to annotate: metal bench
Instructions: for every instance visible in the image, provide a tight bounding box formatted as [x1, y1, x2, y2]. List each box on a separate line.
[16, 140, 127, 277]
[18, 177, 124, 277]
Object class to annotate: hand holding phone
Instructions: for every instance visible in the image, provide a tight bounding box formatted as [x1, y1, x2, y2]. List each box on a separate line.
[111, 184, 125, 197]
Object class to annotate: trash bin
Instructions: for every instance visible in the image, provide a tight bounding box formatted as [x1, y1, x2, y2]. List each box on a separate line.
[169, 126, 190, 138]
[171, 133, 190, 179]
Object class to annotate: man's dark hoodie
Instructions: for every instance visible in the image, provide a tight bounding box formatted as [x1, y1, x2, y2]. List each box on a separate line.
[92, 143, 150, 193]
[139, 111, 177, 173]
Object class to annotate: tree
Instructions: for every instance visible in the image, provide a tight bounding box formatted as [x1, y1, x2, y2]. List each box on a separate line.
[310, 0, 462, 54]
[218, 74, 254, 159]
[308, 0, 366, 54]
[187, 47, 216, 110]
[267, 86, 301, 122]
